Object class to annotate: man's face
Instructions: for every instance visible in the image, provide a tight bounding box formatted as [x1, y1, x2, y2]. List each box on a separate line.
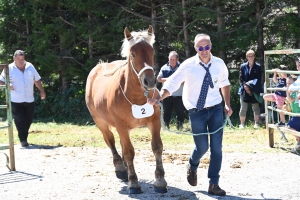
[169, 55, 178, 67]
[296, 61, 300, 71]
[287, 78, 294, 86]
[194, 38, 211, 61]
[13, 55, 25, 67]
[246, 54, 255, 62]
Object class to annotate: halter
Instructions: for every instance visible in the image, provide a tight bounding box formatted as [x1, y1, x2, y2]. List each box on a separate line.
[129, 57, 154, 81]
[118, 60, 156, 106]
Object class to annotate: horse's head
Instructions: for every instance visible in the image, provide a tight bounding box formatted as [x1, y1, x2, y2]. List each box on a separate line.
[121, 26, 156, 91]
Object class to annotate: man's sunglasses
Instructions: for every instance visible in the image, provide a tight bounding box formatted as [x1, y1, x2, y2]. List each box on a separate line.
[198, 45, 211, 51]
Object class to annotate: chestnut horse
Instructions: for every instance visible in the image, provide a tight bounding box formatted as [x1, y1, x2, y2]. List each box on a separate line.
[85, 25, 167, 194]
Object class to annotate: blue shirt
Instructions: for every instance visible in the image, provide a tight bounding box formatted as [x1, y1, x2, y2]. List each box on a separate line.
[157, 62, 183, 96]
[275, 77, 286, 97]
[0, 61, 41, 103]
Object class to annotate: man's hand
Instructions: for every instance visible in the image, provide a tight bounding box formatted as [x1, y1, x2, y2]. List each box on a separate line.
[147, 97, 160, 106]
[244, 84, 251, 94]
[9, 84, 14, 90]
[224, 105, 233, 116]
[40, 91, 46, 100]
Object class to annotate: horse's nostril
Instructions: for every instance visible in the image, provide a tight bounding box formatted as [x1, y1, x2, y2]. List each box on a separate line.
[144, 79, 149, 86]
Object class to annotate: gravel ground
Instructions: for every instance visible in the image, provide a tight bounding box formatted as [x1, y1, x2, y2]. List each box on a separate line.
[1, 145, 300, 200]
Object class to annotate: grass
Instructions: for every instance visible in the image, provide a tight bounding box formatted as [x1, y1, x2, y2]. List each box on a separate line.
[0, 121, 297, 154]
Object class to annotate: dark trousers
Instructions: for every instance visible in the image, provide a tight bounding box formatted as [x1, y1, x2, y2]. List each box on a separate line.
[162, 96, 186, 125]
[11, 102, 35, 142]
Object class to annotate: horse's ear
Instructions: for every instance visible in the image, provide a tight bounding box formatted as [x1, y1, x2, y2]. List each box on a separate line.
[124, 27, 133, 41]
[148, 25, 154, 35]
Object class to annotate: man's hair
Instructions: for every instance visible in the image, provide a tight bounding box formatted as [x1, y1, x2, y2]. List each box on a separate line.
[246, 50, 255, 57]
[168, 51, 179, 59]
[288, 74, 297, 82]
[194, 34, 211, 46]
[278, 65, 287, 70]
[14, 50, 25, 57]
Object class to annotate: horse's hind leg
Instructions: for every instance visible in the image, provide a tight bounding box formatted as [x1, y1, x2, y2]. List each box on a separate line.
[149, 124, 168, 193]
[94, 117, 128, 181]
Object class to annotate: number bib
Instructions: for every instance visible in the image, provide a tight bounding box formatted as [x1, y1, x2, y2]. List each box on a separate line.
[131, 103, 154, 119]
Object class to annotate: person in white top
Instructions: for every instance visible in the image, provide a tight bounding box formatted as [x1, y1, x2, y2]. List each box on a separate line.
[148, 34, 232, 196]
[0, 50, 46, 147]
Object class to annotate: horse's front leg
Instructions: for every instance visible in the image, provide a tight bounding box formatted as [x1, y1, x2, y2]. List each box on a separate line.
[117, 128, 142, 194]
[149, 124, 168, 193]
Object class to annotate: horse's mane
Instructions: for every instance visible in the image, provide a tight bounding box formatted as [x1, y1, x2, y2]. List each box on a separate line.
[120, 29, 155, 58]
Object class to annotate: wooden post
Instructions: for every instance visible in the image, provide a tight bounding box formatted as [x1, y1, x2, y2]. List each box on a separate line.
[268, 127, 274, 148]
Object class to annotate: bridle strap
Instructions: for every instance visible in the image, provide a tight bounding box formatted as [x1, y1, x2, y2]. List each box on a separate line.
[130, 59, 154, 79]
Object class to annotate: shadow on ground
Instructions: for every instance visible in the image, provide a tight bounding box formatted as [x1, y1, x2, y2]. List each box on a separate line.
[0, 171, 43, 184]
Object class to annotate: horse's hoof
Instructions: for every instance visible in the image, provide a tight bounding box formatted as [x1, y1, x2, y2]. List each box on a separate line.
[129, 187, 143, 194]
[154, 186, 168, 193]
[115, 171, 128, 181]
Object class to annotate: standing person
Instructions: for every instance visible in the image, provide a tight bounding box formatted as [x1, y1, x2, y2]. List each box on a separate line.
[238, 50, 262, 129]
[157, 51, 185, 130]
[0, 50, 46, 147]
[296, 57, 300, 79]
[148, 34, 232, 196]
[263, 65, 287, 126]
[286, 75, 300, 152]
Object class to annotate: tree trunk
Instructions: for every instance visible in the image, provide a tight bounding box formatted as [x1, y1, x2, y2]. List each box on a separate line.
[182, 0, 190, 58]
[150, 0, 160, 76]
[256, 0, 265, 83]
[58, 5, 69, 96]
[216, 0, 227, 64]
[297, 1, 300, 48]
[26, 20, 30, 45]
[88, 11, 93, 59]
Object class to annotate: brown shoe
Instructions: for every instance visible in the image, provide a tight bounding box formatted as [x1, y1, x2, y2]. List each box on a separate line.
[187, 164, 197, 186]
[208, 184, 226, 196]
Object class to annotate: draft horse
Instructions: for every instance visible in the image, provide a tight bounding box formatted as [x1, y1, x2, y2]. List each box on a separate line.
[85, 25, 167, 194]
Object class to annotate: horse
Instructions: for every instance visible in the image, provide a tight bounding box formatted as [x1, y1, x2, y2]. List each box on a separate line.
[85, 25, 167, 194]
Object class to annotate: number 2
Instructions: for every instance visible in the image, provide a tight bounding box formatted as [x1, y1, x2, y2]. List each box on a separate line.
[141, 108, 146, 114]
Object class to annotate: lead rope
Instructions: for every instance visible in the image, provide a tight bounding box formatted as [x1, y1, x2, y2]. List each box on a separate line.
[147, 90, 235, 136]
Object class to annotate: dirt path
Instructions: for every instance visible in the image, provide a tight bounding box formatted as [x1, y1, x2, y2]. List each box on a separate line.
[1, 145, 300, 200]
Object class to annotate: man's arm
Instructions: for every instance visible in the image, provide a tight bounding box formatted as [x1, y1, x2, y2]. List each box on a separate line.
[147, 89, 170, 105]
[157, 77, 168, 83]
[221, 85, 233, 116]
[34, 80, 46, 100]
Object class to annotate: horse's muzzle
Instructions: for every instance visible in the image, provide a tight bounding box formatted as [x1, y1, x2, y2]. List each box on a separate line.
[143, 76, 157, 91]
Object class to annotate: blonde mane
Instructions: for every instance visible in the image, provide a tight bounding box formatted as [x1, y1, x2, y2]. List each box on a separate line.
[120, 29, 155, 58]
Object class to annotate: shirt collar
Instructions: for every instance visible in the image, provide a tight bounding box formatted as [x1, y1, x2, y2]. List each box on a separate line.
[195, 53, 214, 66]
[13, 61, 29, 69]
[167, 61, 180, 70]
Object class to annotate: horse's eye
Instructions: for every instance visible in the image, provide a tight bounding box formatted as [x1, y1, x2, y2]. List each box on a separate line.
[131, 53, 135, 58]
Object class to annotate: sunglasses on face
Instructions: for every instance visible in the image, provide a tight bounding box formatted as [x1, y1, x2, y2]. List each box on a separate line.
[197, 45, 211, 51]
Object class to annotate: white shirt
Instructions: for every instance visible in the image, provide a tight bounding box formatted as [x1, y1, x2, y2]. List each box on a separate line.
[0, 61, 41, 103]
[162, 54, 230, 110]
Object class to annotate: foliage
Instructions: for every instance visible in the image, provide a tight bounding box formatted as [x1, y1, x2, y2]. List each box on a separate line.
[0, 0, 299, 124]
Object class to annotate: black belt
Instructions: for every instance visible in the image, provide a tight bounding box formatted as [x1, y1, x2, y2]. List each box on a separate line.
[188, 104, 217, 112]
[204, 104, 217, 109]
[167, 96, 181, 99]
